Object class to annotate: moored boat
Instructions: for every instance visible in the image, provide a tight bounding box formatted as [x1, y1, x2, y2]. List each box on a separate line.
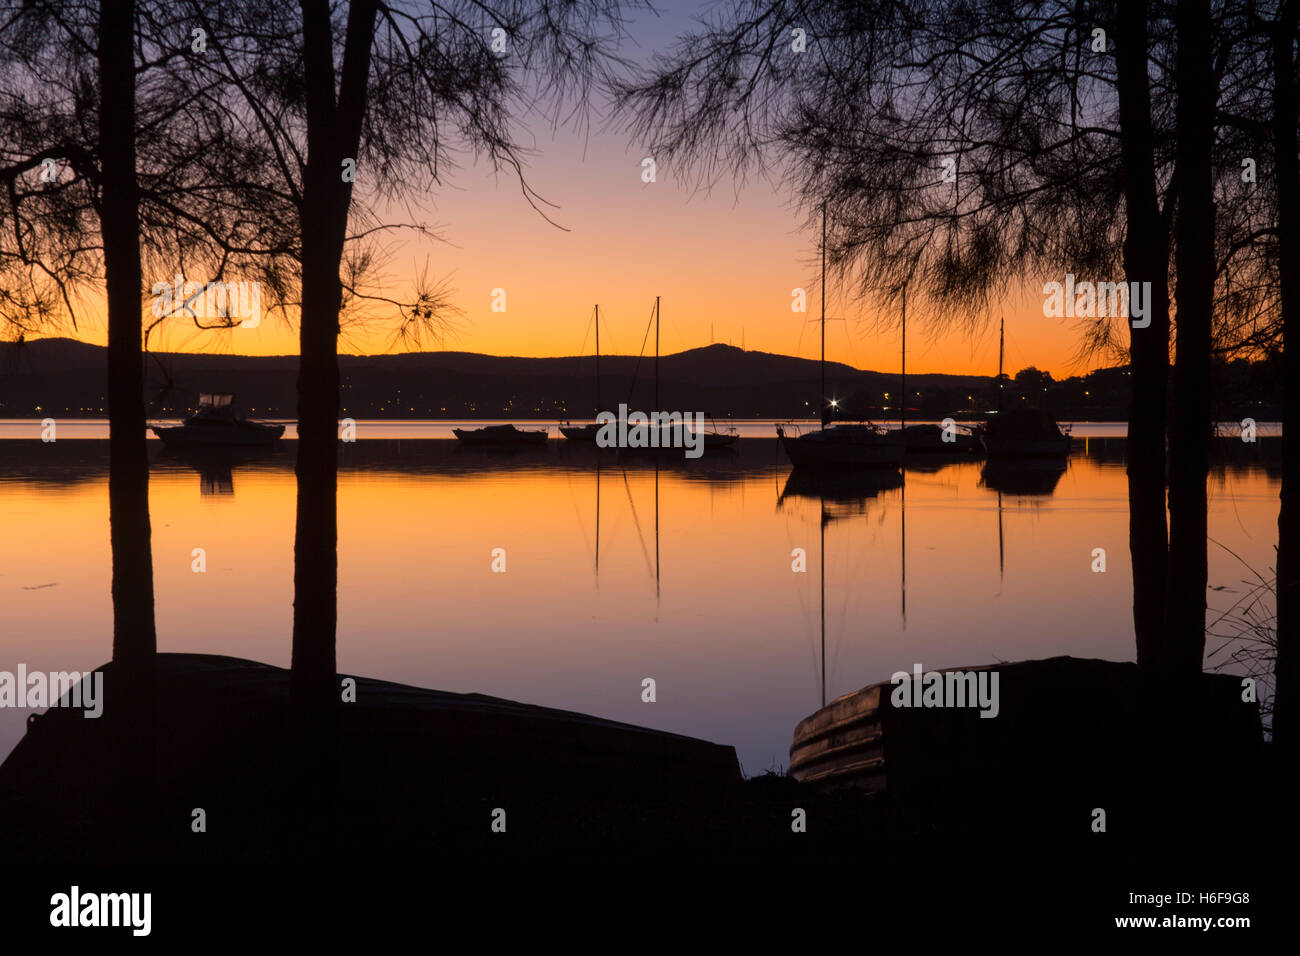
[654, 421, 738, 450]
[698, 429, 738, 449]
[150, 392, 285, 447]
[559, 422, 602, 441]
[561, 304, 605, 443]
[775, 205, 903, 468]
[887, 288, 981, 454]
[980, 408, 1071, 458]
[453, 423, 549, 445]
[982, 317, 1071, 458]
[777, 422, 905, 467]
[897, 422, 983, 454]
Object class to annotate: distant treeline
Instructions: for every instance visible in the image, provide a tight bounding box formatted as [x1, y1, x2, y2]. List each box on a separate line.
[0, 337, 1283, 421]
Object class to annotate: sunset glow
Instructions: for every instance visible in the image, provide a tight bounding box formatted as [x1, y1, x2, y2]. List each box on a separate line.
[48, 118, 1089, 379]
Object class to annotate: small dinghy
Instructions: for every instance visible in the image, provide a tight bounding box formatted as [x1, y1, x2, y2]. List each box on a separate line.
[559, 422, 602, 441]
[650, 421, 739, 451]
[453, 423, 549, 445]
[150, 393, 285, 447]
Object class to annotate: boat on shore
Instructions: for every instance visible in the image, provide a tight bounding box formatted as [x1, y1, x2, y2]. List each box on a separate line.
[788, 657, 1261, 799]
[453, 423, 549, 445]
[150, 392, 285, 447]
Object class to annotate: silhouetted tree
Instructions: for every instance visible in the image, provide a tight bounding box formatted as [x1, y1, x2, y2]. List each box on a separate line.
[1114, 0, 1173, 670]
[616, 0, 1285, 683]
[0, 1, 155, 667]
[1, 0, 276, 857]
[616, 0, 1176, 663]
[178, 0, 644, 751]
[1167, 0, 1216, 675]
[1013, 367, 1053, 392]
[1, 1, 299, 677]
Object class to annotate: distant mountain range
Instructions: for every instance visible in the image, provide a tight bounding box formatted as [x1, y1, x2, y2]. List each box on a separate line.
[0, 337, 1279, 421]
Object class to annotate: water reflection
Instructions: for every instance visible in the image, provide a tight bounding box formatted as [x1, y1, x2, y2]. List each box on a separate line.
[777, 467, 905, 707]
[159, 446, 283, 497]
[0, 435, 1282, 772]
[777, 466, 904, 517]
[980, 458, 1070, 496]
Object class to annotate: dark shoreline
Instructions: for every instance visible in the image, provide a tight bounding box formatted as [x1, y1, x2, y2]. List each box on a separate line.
[0, 653, 1277, 867]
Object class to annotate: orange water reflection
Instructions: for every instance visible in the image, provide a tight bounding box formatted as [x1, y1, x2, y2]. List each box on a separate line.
[0, 438, 1281, 771]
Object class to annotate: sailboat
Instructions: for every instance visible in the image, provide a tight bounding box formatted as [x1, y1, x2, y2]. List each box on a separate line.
[634, 296, 738, 452]
[889, 286, 982, 454]
[560, 304, 604, 442]
[654, 297, 737, 450]
[776, 206, 904, 468]
[980, 317, 1072, 458]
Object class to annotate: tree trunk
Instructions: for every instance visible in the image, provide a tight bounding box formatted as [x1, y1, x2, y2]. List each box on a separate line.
[291, 0, 378, 735]
[99, 0, 156, 861]
[1166, 0, 1216, 677]
[1271, 0, 1299, 746]
[291, 226, 342, 722]
[1115, 0, 1171, 670]
[100, 0, 154, 668]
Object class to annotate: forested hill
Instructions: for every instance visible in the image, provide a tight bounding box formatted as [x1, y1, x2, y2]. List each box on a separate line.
[0, 337, 1280, 421]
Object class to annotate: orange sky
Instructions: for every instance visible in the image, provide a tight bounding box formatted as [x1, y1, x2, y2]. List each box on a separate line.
[55, 146, 1093, 380]
[40, 8, 1102, 382]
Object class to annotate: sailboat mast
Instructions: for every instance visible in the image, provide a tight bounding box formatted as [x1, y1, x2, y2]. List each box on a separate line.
[595, 457, 601, 580]
[821, 203, 826, 423]
[901, 471, 907, 629]
[655, 461, 661, 603]
[997, 489, 1005, 581]
[997, 315, 1005, 413]
[655, 296, 660, 413]
[595, 304, 601, 415]
[820, 501, 826, 708]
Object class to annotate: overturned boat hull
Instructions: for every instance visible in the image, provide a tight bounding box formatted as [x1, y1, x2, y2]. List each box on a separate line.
[789, 657, 1261, 800]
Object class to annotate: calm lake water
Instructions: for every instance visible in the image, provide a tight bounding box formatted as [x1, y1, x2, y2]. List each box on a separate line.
[0, 422, 1282, 771]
